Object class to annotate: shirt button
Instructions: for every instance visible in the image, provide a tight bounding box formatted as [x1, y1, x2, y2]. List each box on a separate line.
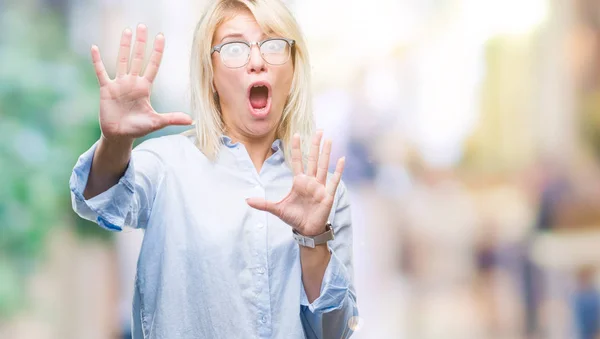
[257, 223, 264, 229]
[261, 315, 267, 323]
[257, 267, 265, 275]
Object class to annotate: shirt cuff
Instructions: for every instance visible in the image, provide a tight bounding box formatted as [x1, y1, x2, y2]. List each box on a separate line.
[69, 141, 136, 232]
[300, 247, 350, 314]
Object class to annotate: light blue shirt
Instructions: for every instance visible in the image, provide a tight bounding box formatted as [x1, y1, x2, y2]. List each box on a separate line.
[69, 133, 358, 338]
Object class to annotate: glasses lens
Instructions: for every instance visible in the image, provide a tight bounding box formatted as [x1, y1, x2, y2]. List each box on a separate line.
[220, 42, 250, 68]
[260, 39, 290, 65]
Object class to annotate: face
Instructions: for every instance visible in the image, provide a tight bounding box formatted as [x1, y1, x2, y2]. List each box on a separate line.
[212, 10, 294, 141]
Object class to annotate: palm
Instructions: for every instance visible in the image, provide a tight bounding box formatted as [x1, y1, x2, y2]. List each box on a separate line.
[272, 174, 335, 232]
[247, 131, 345, 236]
[99, 77, 157, 139]
[92, 24, 191, 142]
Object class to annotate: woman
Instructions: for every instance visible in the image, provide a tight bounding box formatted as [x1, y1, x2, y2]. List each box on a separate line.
[69, 0, 358, 338]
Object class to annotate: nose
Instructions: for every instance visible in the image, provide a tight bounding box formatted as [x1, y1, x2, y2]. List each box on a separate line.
[247, 43, 266, 73]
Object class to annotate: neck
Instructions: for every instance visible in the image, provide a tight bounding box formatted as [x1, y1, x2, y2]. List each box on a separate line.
[225, 129, 276, 173]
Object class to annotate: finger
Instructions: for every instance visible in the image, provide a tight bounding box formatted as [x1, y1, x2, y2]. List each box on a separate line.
[246, 198, 280, 216]
[144, 33, 165, 83]
[326, 157, 345, 196]
[130, 24, 148, 76]
[156, 112, 193, 128]
[306, 130, 323, 177]
[116, 28, 133, 77]
[316, 138, 332, 185]
[291, 133, 304, 176]
[91, 45, 109, 86]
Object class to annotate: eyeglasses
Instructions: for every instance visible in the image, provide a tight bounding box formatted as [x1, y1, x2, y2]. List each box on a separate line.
[211, 38, 295, 68]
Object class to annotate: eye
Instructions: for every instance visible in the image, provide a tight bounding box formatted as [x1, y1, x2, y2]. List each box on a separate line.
[222, 42, 247, 57]
[262, 39, 286, 52]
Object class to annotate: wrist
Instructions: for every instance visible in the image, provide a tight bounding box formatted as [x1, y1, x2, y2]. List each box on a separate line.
[96, 135, 133, 175]
[100, 134, 135, 149]
[296, 223, 328, 237]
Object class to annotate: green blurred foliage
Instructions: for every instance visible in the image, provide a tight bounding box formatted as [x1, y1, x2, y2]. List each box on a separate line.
[0, 4, 112, 318]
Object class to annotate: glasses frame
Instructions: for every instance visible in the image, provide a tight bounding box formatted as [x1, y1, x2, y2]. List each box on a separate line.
[211, 37, 295, 68]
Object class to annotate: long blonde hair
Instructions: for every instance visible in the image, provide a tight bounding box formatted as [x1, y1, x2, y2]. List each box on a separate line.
[186, 0, 314, 166]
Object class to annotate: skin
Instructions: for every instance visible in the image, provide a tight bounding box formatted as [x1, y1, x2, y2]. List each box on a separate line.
[83, 24, 192, 200]
[212, 11, 294, 173]
[217, 11, 347, 304]
[84, 11, 346, 305]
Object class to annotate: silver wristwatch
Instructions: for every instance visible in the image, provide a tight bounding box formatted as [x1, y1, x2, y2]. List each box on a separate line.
[292, 223, 335, 248]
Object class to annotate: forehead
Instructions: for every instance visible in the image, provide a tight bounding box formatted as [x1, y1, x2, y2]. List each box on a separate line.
[213, 11, 269, 43]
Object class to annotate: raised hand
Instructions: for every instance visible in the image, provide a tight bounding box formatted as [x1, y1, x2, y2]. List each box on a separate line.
[246, 131, 345, 236]
[92, 24, 192, 143]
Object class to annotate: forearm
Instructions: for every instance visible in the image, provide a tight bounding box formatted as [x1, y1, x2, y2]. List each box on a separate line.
[83, 136, 133, 199]
[300, 244, 331, 303]
[299, 248, 358, 339]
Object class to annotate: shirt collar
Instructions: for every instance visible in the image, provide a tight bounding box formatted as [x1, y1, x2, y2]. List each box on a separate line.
[220, 135, 238, 148]
[220, 134, 283, 153]
[270, 139, 283, 153]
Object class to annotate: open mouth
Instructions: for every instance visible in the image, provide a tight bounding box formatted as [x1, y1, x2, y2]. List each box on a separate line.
[247, 82, 271, 117]
[250, 85, 268, 109]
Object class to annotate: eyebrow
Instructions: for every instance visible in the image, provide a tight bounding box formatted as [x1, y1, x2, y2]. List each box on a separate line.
[220, 33, 246, 43]
[219, 32, 272, 43]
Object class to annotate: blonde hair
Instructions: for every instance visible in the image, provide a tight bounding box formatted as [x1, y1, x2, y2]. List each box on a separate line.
[186, 0, 314, 166]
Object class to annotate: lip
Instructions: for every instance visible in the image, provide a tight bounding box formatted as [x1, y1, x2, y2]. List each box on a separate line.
[247, 80, 272, 118]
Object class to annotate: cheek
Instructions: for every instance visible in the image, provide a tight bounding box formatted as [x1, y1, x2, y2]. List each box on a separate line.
[214, 71, 244, 100]
[275, 67, 294, 99]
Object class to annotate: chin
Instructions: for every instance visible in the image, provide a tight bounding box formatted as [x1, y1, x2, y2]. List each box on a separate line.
[244, 111, 280, 136]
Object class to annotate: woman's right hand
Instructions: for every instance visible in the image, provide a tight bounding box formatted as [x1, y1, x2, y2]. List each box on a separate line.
[92, 24, 192, 144]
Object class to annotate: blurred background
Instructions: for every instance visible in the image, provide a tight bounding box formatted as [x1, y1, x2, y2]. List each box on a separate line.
[2, 0, 600, 338]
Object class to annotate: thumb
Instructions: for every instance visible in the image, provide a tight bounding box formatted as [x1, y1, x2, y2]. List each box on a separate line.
[157, 112, 193, 128]
[246, 197, 279, 216]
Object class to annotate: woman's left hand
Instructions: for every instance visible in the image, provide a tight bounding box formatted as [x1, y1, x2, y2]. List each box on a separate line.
[246, 131, 345, 236]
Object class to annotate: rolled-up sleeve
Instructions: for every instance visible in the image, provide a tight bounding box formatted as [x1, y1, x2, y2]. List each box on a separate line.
[300, 181, 359, 339]
[69, 138, 165, 231]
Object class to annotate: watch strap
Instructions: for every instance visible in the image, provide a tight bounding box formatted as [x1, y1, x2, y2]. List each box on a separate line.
[292, 223, 334, 248]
